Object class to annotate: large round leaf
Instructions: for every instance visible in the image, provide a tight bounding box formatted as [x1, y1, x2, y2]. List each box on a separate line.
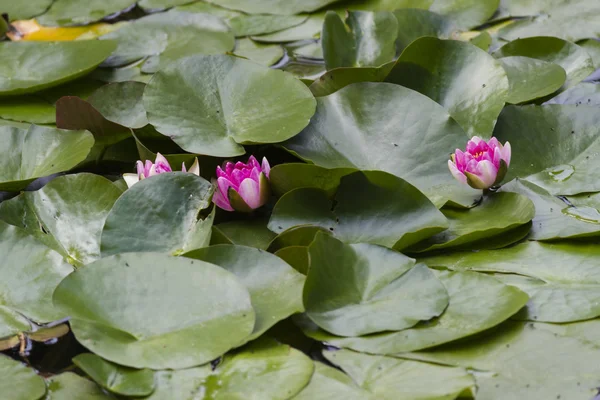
[545, 82, 600, 106]
[269, 171, 448, 251]
[322, 11, 398, 69]
[0, 220, 73, 329]
[144, 54, 316, 156]
[324, 349, 475, 400]
[184, 244, 305, 340]
[406, 192, 535, 253]
[0, 125, 93, 191]
[88, 82, 148, 129]
[101, 172, 214, 257]
[494, 104, 600, 195]
[283, 82, 469, 197]
[498, 56, 566, 104]
[0, 0, 52, 20]
[309, 62, 395, 97]
[0, 41, 116, 96]
[99, 11, 235, 71]
[211, 220, 277, 250]
[299, 270, 528, 354]
[494, 37, 594, 90]
[304, 233, 448, 336]
[270, 164, 356, 197]
[234, 38, 284, 67]
[429, 0, 499, 30]
[53, 252, 255, 369]
[393, 8, 456, 52]
[229, 14, 308, 36]
[252, 13, 324, 42]
[73, 353, 155, 396]
[423, 241, 600, 323]
[46, 373, 114, 400]
[293, 362, 372, 400]
[203, 0, 339, 14]
[386, 37, 509, 136]
[0, 356, 46, 400]
[37, 0, 136, 26]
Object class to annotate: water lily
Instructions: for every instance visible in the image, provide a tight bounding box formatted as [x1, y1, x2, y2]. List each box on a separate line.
[213, 156, 271, 212]
[448, 136, 511, 190]
[123, 153, 200, 188]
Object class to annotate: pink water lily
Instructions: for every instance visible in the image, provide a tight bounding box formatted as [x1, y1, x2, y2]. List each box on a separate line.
[123, 153, 200, 188]
[448, 136, 511, 190]
[213, 156, 271, 212]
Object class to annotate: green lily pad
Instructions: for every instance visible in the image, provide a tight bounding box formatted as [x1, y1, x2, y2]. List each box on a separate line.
[175, 1, 242, 18]
[298, 270, 528, 354]
[406, 192, 534, 253]
[502, 179, 600, 240]
[143, 54, 316, 156]
[184, 244, 305, 340]
[230, 14, 308, 36]
[498, 1, 600, 42]
[252, 13, 324, 42]
[322, 11, 398, 69]
[324, 349, 475, 400]
[234, 38, 285, 67]
[46, 373, 113, 400]
[494, 104, 600, 195]
[283, 82, 469, 196]
[494, 37, 594, 89]
[309, 62, 395, 97]
[275, 246, 310, 275]
[0, 125, 94, 192]
[0, 96, 55, 125]
[204, 0, 338, 15]
[545, 82, 600, 106]
[422, 240, 600, 323]
[53, 252, 255, 369]
[0, 356, 46, 400]
[73, 353, 155, 396]
[101, 173, 214, 257]
[37, 0, 136, 26]
[270, 164, 356, 197]
[499, 56, 566, 104]
[293, 362, 372, 399]
[429, 0, 499, 30]
[267, 226, 330, 252]
[269, 171, 448, 250]
[0, 0, 52, 20]
[211, 220, 277, 250]
[393, 8, 456, 52]
[139, 0, 204, 10]
[147, 338, 313, 399]
[0, 41, 116, 96]
[88, 81, 149, 129]
[304, 233, 448, 336]
[386, 37, 509, 136]
[99, 10, 235, 71]
[404, 320, 600, 400]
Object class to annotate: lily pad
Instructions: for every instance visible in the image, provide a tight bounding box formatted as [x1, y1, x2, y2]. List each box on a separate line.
[73, 353, 155, 396]
[545, 82, 600, 106]
[0, 41, 116, 96]
[406, 192, 535, 253]
[502, 179, 600, 240]
[267, 226, 330, 252]
[0, 356, 46, 400]
[269, 171, 448, 250]
[0, 125, 94, 192]
[429, 0, 499, 30]
[494, 104, 600, 195]
[393, 8, 456, 52]
[45, 373, 113, 400]
[0, 96, 56, 125]
[53, 252, 255, 369]
[494, 37, 594, 89]
[184, 244, 306, 340]
[147, 338, 314, 400]
[99, 10, 235, 71]
[203, 0, 339, 15]
[101, 172, 214, 257]
[404, 320, 600, 400]
[304, 233, 448, 336]
[230, 14, 308, 36]
[270, 164, 356, 197]
[298, 270, 529, 354]
[283, 82, 469, 195]
[324, 349, 475, 400]
[252, 13, 325, 42]
[386, 37, 509, 136]
[498, 56, 566, 104]
[143, 54, 316, 156]
[322, 11, 398, 69]
[234, 38, 285, 67]
[88, 81, 149, 129]
[211, 220, 277, 249]
[0, 0, 53, 20]
[37, 0, 136, 26]
[309, 62, 395, 97]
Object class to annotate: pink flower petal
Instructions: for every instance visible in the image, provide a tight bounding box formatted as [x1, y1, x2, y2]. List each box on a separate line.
[475, 160, 498, 188]
[502, 142, 511, 167]
[492, 147, 502, 169]
[216, 166, 228, 179]
[248, 155, 260, 169]
[448, 160, 467, 184]
[212, 189, 234, 211]
[217, 177, 236, 197]
[238, 178, 262, 209]
[261, 157, 271, 178]
[181, 162, 187, 173]
[144, 160, 153, 177]
[136, 161, 145, 178]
